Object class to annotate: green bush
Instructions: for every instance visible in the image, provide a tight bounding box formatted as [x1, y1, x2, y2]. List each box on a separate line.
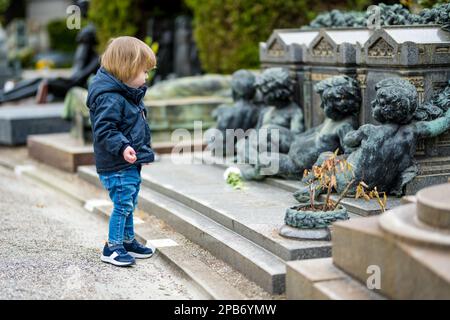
[88, 0, 139, 52]
[419, 0, 449, 7]
[185, 0, 358, 73]
[47, 19, 79, 52]
[0, 0, 10, 24]
[346, 0, 374, 10]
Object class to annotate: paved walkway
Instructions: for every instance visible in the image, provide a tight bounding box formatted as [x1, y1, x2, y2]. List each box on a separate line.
[0, 166, 205, 299]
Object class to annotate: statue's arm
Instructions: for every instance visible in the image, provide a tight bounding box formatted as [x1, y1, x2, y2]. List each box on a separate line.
[414, 108, 450, 139]
[290, 107, 305, 134]
[255, 107, 270, 129]
[343, 125, 368, 149]
[337, 122, 358, 153]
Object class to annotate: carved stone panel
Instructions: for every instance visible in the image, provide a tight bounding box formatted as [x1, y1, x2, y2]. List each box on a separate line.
[404, 76, 425, 103]
[368, 38, 394, 58]
[268, 39, 285, 57]
[312, 38, 333, 57]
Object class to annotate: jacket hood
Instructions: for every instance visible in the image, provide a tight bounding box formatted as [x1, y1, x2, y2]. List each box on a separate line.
[86, 67, 147, 109]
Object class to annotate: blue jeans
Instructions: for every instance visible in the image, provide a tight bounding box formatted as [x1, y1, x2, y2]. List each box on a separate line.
[98, 166, 141, 246]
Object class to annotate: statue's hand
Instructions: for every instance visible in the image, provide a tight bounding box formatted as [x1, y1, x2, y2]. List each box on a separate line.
[343, 129, 362, 148]
[445, 107, 450, 118]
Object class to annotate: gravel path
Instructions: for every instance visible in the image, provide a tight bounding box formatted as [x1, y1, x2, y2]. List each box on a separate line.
[0, 166, 206, 300]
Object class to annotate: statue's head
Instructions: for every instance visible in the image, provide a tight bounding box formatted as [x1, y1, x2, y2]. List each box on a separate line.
[231, 70, 256, 101]
[76, 0, 90, 18]
[314, 75, 361, 120]
[371, 78, 418, 124]
[432, 81, 450, 112]
[256, 68, 293, 107]
[414, 82, 450, 121]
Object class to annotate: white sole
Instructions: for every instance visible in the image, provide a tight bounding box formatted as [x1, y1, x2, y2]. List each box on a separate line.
[128, 252, 153, 259]
[101, 254, 135, 267]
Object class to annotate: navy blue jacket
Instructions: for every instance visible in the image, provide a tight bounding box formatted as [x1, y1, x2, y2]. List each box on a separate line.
[86, 67, 154, 173]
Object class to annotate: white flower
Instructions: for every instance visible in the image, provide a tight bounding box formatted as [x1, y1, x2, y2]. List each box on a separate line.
[223, 166, 241, 180]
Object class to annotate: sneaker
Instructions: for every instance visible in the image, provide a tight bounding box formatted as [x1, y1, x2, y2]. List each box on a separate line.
[123, 239, 154, 259]
[101, 243, 136, 267]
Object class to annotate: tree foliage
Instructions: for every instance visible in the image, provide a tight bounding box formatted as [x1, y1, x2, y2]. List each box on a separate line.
[419, 0, 450, 8]
[88, 0, 139, 52]
[47, 19, 80, 52]
[185, 0, 324, 73]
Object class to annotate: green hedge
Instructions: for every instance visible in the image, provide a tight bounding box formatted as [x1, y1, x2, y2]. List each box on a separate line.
[47, 19, 79, 52]
[88, 0, 139, 52]
[185, 0, 371, 73]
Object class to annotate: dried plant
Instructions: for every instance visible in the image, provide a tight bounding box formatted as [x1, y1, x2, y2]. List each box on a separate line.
[301, 150, 388, 212]
[355, 181, 388, 212]
[302, 149, 355, 212]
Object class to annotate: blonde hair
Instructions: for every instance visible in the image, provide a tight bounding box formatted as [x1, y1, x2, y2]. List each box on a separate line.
[101, 36, 156, 83]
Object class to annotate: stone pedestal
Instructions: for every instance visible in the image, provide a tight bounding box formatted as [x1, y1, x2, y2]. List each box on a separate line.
[286, 183, 450, 299]
[332, 183, 450, 299]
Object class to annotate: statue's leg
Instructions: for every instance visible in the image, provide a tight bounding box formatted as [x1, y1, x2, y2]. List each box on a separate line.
[235, 136, 260, 180]
[0, 78, 42, 103]
[263, 124, 293, 154]
[236, 134, 259, 164]
[47, 78, 74, 98]
[240, 165, 265, 181]
[389, 164, 418, 196]
[293, 183, 324, 203]
[258, 151, 300, 179]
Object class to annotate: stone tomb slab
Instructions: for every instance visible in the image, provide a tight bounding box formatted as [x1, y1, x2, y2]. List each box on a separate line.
[195, 152, 402, 216]
[0, 104, 70, 145]
[141, 154, 360, 261]
[27, 132, 207, 172]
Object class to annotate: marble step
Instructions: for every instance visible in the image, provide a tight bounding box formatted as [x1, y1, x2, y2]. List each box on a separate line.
[286, 258, 385, 300]
[77, 165, 286, 294]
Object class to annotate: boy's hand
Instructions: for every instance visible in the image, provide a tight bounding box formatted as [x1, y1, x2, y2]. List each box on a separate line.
[123, 146, 137, 163]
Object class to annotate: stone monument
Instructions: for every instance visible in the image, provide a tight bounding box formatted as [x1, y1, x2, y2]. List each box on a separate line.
[239, 75, 360, 181]
[259, 23, 450, 195]
[293, 78, 450, 200]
